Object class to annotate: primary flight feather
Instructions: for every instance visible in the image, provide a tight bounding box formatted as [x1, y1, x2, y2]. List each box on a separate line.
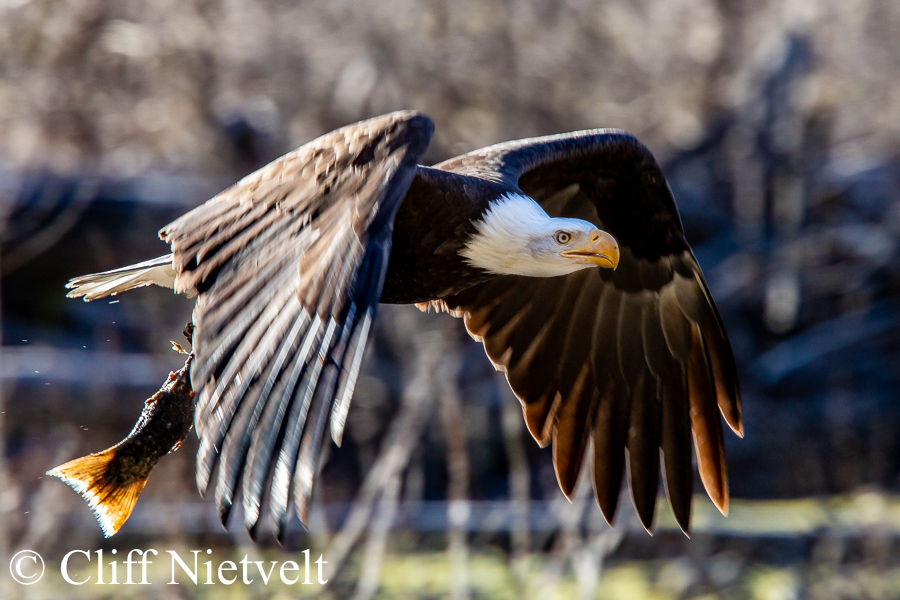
[63, 111, 741, 539]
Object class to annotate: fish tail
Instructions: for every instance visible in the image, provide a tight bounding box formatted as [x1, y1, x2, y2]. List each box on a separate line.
[47, 448, 148, 537]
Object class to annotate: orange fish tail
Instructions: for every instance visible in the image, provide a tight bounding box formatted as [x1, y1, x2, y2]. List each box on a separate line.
[47, 448, 148, 537]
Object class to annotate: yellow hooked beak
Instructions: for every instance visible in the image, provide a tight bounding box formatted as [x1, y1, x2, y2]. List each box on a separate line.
[561, 230, 619, 269]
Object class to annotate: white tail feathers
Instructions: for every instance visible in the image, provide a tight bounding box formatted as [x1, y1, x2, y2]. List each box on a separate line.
[66, 254, 184, 301]
[47, 448, 148, 537]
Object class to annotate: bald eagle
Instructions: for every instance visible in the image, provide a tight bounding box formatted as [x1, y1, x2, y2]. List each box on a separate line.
[66, 111, 741, 538]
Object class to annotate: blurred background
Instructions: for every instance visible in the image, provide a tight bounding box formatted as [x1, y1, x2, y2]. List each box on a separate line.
[2, 0, 900, 598]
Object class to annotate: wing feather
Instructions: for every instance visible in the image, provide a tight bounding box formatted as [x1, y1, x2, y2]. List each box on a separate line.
[157, 112, 433, 535]
[196, 282, 297, 443]
[436, 129, 740, 533]
[660, 365, 693, 532]
[211, 305, 310, 520]
[289, 359, 341, 532]
[551, 363, 596, 498]
[558, 271, 603, 395]
[266, 317, 336, 536]
[687, 323, 729, 515]
[659, 283, 692, 361]
[242, 313, 319, 530]
[330, 308, 373, 446]
[616, 291, 647, 385]
[591, 378, 629, 524]
[675, 262, 743, 435]
[478, 280, 538, 342]
[626, 367, 661, 531]
[591, 286, 622, 381]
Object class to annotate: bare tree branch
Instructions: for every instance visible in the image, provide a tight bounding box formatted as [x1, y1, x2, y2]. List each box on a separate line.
[437, 322, 470, 600]
[323, 315, 443, 583]
[352, 471, 403, 600]
[500, 384, 531, 587]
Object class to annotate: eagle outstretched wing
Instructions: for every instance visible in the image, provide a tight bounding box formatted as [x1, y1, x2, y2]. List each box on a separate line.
[159, 111, 434, 539]
[433, 131, 741, 533]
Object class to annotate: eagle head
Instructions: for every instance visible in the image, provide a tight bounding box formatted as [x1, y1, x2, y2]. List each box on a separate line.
[461, 193, 619, 277]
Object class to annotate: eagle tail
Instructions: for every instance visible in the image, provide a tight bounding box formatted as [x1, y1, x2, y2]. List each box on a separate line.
[66, 254, 178, 301]
[46, 448, 148, 537]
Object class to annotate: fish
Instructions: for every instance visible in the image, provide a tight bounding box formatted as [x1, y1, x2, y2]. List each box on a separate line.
[47, 325, 197, 537]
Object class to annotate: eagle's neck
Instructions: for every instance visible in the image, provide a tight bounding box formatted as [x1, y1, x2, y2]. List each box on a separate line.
[381, 171, 504, 304]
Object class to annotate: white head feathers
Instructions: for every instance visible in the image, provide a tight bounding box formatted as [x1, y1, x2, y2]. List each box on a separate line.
[460, 193, 613, 277]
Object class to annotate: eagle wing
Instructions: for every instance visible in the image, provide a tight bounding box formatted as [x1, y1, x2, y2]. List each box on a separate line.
[434, 131, 741, 533]
[159, 111, 434, 539]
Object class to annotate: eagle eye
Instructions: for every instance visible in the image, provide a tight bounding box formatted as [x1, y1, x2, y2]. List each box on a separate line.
[554, 231, 571, 244]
